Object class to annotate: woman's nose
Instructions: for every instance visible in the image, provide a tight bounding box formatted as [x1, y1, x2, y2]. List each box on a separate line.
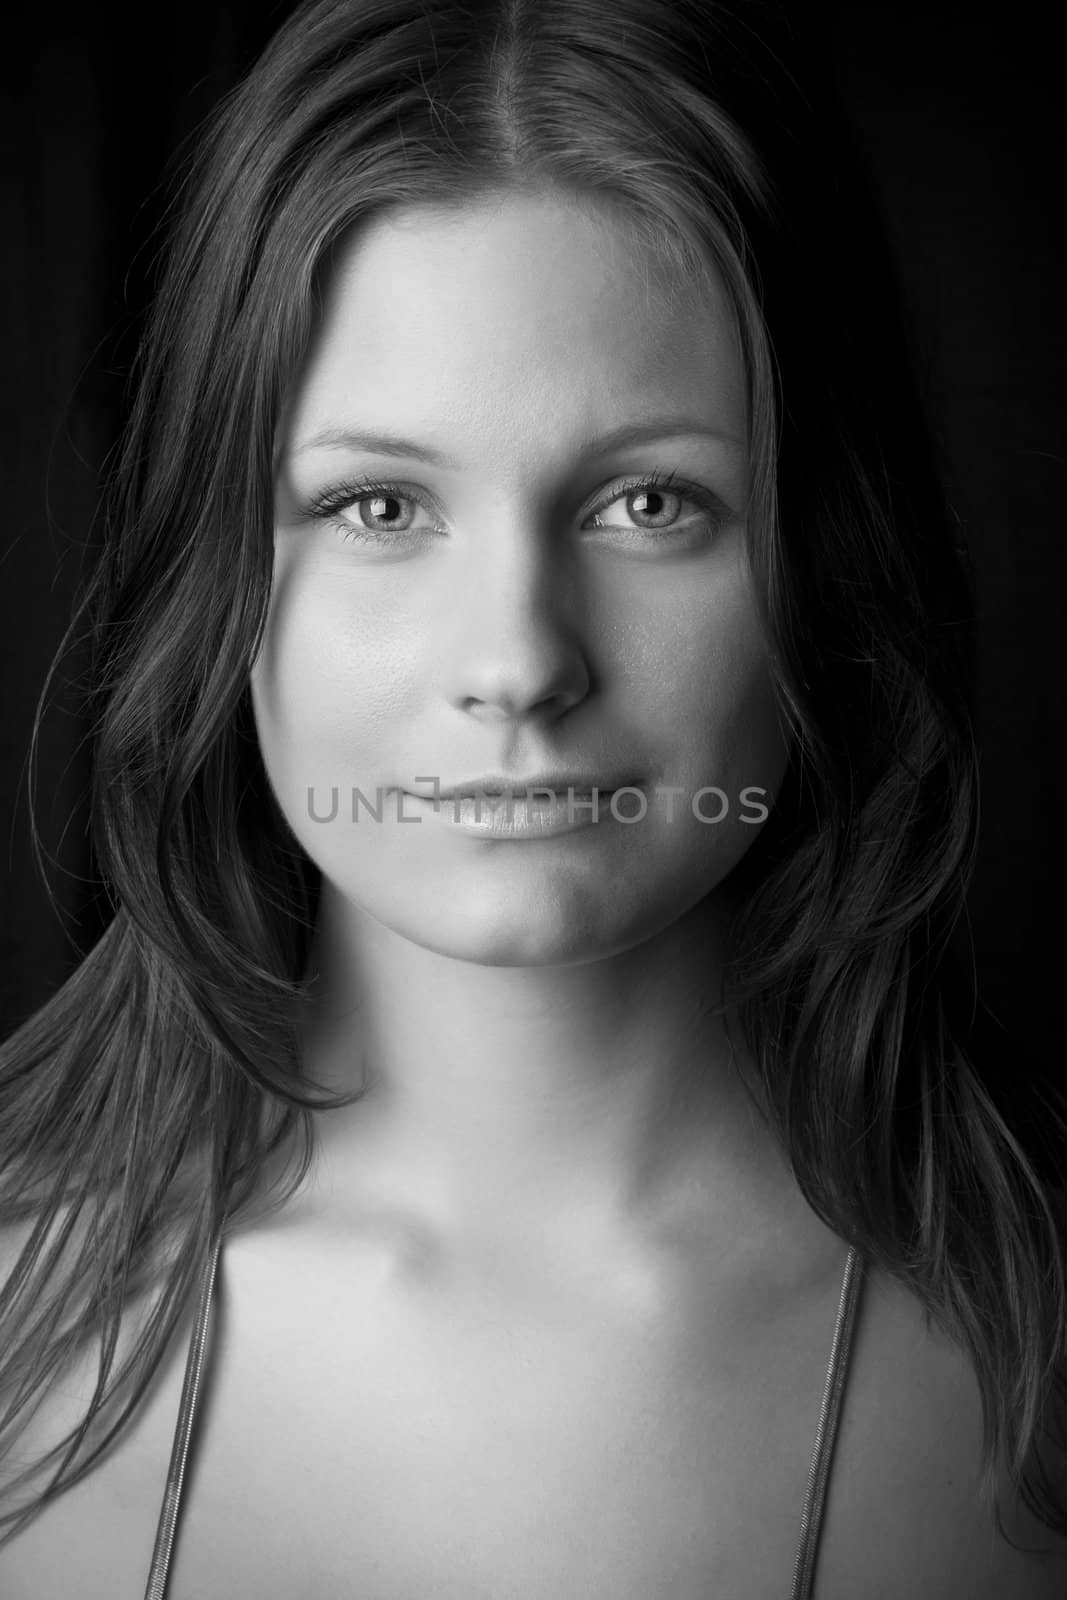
[437, 530, 591, 726]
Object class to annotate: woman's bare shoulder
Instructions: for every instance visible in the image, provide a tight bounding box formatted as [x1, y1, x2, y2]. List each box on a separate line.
[977, 1500, 1067, 1600]
[816, 1262, 1067, 1599]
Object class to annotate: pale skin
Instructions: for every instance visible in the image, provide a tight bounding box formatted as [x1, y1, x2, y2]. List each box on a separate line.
[254, 187, 796, 1268]
[2, 188, 1065, 1597]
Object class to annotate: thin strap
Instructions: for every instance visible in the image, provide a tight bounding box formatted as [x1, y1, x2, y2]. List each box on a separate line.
[789, 1243, 866, 1600]
[143, 1227, 224, 1600]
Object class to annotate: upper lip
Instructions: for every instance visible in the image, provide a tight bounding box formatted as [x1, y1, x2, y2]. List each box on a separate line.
[409, 773, 629, 799]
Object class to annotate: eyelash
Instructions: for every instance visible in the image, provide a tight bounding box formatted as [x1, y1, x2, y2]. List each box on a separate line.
[303, 469, 729, 548]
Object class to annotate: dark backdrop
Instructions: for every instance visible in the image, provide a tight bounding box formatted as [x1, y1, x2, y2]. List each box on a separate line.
[2, 2, 1064, 1079]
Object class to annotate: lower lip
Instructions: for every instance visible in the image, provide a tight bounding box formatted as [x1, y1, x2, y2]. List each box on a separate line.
[400, 789, 620, 839]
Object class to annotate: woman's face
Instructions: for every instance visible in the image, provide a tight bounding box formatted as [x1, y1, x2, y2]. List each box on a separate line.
[252, 189, 790, 965]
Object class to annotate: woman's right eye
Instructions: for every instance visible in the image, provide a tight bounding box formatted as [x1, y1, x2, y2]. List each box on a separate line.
[304, 478, 440, 544]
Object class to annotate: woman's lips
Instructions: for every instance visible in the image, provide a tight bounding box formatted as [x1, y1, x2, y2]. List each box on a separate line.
[399, 786, 620, 839]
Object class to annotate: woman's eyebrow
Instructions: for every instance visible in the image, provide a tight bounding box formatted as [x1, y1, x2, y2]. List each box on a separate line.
[291, 417, 746, 466]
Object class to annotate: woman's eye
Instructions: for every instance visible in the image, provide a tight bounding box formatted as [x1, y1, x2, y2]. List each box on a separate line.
[303, 481, 438, 545]
[351, 489, 415, 532]
[340, 487, 432, 539]
[585, 480, 723, 537]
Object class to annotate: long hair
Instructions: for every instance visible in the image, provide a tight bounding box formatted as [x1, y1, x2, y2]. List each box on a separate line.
[1, 0, 1064, 1549]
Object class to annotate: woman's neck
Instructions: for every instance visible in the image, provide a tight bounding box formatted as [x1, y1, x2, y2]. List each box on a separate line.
[290, 883, 784, 1257]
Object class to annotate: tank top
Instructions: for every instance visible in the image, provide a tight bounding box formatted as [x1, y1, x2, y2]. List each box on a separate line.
[143, 1232, 866, 1600]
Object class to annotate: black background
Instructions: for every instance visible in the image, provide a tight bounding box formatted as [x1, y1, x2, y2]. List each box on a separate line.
[1, 2, 1063, 1073]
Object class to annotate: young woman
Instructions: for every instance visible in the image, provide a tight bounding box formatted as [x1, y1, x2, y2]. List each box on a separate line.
[1, 1, 1064, 1595]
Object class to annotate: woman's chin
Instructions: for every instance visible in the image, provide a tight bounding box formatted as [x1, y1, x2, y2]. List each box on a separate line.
[336, 870, 719, 970]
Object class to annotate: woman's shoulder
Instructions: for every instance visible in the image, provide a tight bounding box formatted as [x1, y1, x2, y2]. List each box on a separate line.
[816, 1259, 1067, 1599]
[0, 1206, 196, 1594]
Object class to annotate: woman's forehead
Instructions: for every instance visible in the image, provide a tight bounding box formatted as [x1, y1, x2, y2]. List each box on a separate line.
[281, 191, 747, 468]
[321, 189, 732, 341]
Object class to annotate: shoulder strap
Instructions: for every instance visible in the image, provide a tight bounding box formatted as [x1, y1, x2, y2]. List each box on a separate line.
[789, 1244, 866, 1600]
[143, 1226, 224, 1600]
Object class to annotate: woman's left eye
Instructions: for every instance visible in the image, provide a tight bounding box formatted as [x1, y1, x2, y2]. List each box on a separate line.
[303, 469, 729, 548]
[585, 473, 727, 539]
